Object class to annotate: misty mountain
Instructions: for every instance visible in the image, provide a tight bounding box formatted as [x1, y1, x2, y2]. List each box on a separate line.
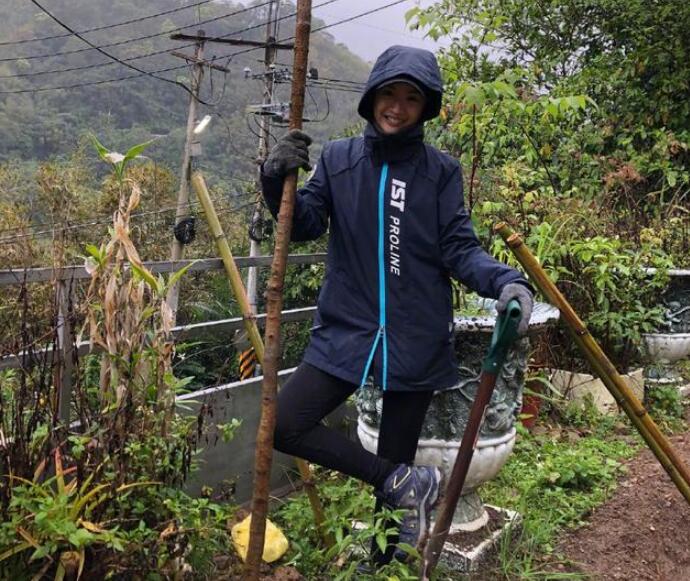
[0, 0, 371, 188]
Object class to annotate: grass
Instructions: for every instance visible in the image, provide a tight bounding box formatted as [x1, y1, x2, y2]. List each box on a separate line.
[266, 395, 687, 580]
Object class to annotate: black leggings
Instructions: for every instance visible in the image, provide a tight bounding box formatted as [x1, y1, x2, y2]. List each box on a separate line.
[274, 362, 433, 491]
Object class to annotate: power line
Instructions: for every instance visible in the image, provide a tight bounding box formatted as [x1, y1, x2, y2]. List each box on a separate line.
[0, 0, 395, 96]
[1, 1, 276, 64]
[0, 192, 256, 246]
[0, 0, 343, 93]
[311, 0, 410, 35]
[0, 0, 217, 47]
[25, 0, 209, 98]
[0, 168, 258, 236]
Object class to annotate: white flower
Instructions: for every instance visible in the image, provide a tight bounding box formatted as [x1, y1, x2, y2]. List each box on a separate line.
[104, 152, 125, 164]
[84, 256, 99, 275]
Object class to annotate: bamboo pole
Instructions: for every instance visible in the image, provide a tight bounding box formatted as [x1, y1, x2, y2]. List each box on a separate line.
[245, 1, 314, 576]
[495, 222, 690, 505]
[190, 172, 331, 547]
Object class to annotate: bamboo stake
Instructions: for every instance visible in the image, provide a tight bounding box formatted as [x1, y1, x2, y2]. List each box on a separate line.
[495, 222, 690, 505]
[190, 172, 332, 548]
[244, 1, 313, 577]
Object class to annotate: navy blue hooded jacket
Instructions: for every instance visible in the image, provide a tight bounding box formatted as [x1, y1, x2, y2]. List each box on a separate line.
[261, 45, 527, 392]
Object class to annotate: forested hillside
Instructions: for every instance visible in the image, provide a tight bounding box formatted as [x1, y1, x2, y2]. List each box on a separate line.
[0, 0, 370, 182]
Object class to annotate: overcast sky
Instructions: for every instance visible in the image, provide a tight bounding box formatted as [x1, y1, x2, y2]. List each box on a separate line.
[310, 0, 449, 62]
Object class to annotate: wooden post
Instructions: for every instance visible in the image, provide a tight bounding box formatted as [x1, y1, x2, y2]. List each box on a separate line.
[247, 1, 279, 314]
[166, 31, 205, 324]
[55, 279, 74, 424]
[244, 1, 313, 577]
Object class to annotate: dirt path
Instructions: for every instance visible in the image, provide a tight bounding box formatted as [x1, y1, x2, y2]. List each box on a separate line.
[553, 429, 690, 580]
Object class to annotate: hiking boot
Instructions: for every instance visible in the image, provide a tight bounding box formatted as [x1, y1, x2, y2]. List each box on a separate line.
[380, 464, 441, 560]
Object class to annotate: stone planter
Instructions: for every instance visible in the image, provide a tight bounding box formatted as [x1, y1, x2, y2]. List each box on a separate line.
[548, 368, 645, 414]
[356, 299, 560, 531]
[642, 268, 690, 391]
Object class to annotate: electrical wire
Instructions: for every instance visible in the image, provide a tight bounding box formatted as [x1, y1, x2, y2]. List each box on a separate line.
[0, 0, 346, 95]
[212, 109, 263, 163]
[0, 196, 257, 247]
[0, 164, 259, 236]
[1, 0, 276, 64]
[25, 0, 217, 102]
[0, 0, 217, 47]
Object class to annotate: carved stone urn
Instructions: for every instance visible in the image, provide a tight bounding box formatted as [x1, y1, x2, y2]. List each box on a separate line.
[356, 299, 560, 531]
[642, 269, 690, 390]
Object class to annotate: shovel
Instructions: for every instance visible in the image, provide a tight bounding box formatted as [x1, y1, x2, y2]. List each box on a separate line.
[419, 298, 522, 580]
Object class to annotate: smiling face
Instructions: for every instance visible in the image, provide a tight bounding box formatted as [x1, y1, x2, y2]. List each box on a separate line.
[372, 82, 426, 134]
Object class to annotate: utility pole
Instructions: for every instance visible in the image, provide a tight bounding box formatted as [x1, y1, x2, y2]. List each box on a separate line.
[166, 31, 291, 325]
[167, 33, 204, 323]
[247, 0, 280, 315]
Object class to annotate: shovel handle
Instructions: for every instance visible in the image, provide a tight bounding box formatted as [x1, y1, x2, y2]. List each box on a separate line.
[420, 299, 521, 579]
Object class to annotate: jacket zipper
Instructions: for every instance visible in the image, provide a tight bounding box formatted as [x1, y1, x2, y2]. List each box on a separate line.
[359, 163, 389, 390]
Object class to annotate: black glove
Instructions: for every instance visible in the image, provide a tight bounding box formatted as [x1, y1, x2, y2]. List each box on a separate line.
[496, 282, 533, 336]
[263, 129, 312, 177]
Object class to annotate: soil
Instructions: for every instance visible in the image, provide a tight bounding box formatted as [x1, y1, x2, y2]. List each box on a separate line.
[446, 506, 509, 552]
[550, 427, 690, 580]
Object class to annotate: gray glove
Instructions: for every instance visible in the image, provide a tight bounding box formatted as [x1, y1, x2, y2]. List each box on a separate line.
[263, 129, 312, 177]
[496, 282, 533, 336]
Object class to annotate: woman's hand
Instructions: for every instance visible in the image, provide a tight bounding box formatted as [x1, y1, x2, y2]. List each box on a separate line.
[263, 129, 312, 177]
[496, 283, 533, 335]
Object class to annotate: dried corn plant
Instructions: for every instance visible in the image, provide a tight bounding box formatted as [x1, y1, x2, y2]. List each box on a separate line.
[81, 137, 197, 486]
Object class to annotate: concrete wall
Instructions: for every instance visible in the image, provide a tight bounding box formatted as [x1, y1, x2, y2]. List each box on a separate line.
[179, 368, 357, 504]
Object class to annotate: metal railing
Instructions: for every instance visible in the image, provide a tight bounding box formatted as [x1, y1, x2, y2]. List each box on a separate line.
[0, 253, 326, 420]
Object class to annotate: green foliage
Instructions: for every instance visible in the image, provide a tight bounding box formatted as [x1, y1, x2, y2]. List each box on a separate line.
[0, 450, 128, 578]
[273, 471, 421, 580]
[482, 422, 638, 574]
[646, 386, 686, 433]
[91, 135, 155, 183]
[217, 419, 243, 443]
[0, 0, 370, 188]
[0, 143, 239, 578]
[413, 0, 690, 268]
[408, 0, 690, 381]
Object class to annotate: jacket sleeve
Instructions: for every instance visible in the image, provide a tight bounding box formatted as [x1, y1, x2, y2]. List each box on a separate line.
[260, 149, 332, 242]
[438, 163, 527, 299]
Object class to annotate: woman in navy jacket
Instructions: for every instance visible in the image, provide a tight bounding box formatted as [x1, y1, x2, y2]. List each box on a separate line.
[260, 45, 532, 566]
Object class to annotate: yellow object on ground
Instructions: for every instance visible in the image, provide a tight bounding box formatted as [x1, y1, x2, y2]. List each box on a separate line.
[231, 515, 289, 563]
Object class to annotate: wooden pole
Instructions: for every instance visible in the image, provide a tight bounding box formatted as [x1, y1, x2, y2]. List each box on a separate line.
[495, 222, 690, 505]
[55, 279, 74, 424]
[166, 32, 205, 324]
[421, 300, 521, 580]
[244, 1, 313, 577]
[420, 372, 497, 580]
[247, 1, 279, 314]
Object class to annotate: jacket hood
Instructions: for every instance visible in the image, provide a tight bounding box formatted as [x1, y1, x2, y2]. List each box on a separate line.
[358, 45, 443, 124]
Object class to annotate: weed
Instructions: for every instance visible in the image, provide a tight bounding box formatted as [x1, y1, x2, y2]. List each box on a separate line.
[646, 385, 686, 433]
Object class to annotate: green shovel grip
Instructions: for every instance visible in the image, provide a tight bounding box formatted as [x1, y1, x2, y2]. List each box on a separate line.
[482, 298, 522, 373]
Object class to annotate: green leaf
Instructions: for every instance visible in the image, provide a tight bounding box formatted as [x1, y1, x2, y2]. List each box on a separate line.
[395, 542, 420, 559]
[90, 134, 110, 162]
[166, 260, 198, 292]
[129, 262, 162, 294]
[463, 86, 484, 107]
[376, 532, 387, 554]
[667, 170, 678, 187]
[123, 139, 156, 165]
[0, 541, 32, 562]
